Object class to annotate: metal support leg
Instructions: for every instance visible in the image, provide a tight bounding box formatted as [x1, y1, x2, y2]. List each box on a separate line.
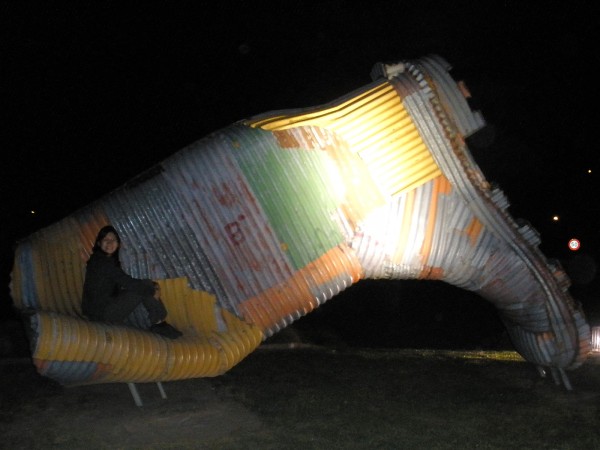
[550, 368, 561, 386]
[549, 368, 573, 391]
[558, 368, 573, 391]
[156, 381, 167, 399]
[127, 382, 168, 406]
[127, 382, 143, 407]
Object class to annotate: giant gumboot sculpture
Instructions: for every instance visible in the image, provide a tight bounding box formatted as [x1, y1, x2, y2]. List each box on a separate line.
[10, 55, 591, 389]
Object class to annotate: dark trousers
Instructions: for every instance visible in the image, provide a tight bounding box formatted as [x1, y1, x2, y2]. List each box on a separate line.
[103, 292, 167, 327]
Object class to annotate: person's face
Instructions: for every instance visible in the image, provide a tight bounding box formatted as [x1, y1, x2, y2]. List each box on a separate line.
[100, 232, 119, 256]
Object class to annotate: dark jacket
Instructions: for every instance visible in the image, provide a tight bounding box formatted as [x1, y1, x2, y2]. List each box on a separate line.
[82, 251, 155, 321]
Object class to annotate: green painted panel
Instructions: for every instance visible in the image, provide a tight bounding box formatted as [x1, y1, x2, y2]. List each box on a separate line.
[233, 128, 343, 270]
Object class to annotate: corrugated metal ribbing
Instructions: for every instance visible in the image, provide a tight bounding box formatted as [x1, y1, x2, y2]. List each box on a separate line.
[231, 127, 344, 270]
[228, 126, 363, 334]
[12, 208, 110, 312]
[248, 80, 441, 199]
[30, 279, 263, 385]
[399, 58, 589, 369]
[10, 241, 33, 309]
[160, 125, 361, 332]
[20, 218, 85, 315]
[417, 55, 485, 137]
[103, 172, 228, 297]
[170, 130, 298, 314]
[272, 125, 384, 229]
[10, 54, 591, 386]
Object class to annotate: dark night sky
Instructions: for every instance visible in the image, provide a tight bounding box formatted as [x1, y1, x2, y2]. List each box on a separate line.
[2, 2, 599, 335]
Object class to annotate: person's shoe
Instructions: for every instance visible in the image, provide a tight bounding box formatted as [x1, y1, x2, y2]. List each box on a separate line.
[150, 321, 183, 339]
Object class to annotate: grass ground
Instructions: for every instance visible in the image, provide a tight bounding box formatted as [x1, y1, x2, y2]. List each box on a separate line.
[1, 344, 599, 449]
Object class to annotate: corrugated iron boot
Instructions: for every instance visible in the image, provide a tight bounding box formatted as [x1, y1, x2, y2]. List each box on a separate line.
[10, 55, 590, 389]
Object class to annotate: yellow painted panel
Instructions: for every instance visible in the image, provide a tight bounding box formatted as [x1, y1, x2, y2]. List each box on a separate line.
[248, 80, 440, 199]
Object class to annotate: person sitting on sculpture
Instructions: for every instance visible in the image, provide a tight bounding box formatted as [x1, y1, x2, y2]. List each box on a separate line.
[82, 225, 182, 339]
